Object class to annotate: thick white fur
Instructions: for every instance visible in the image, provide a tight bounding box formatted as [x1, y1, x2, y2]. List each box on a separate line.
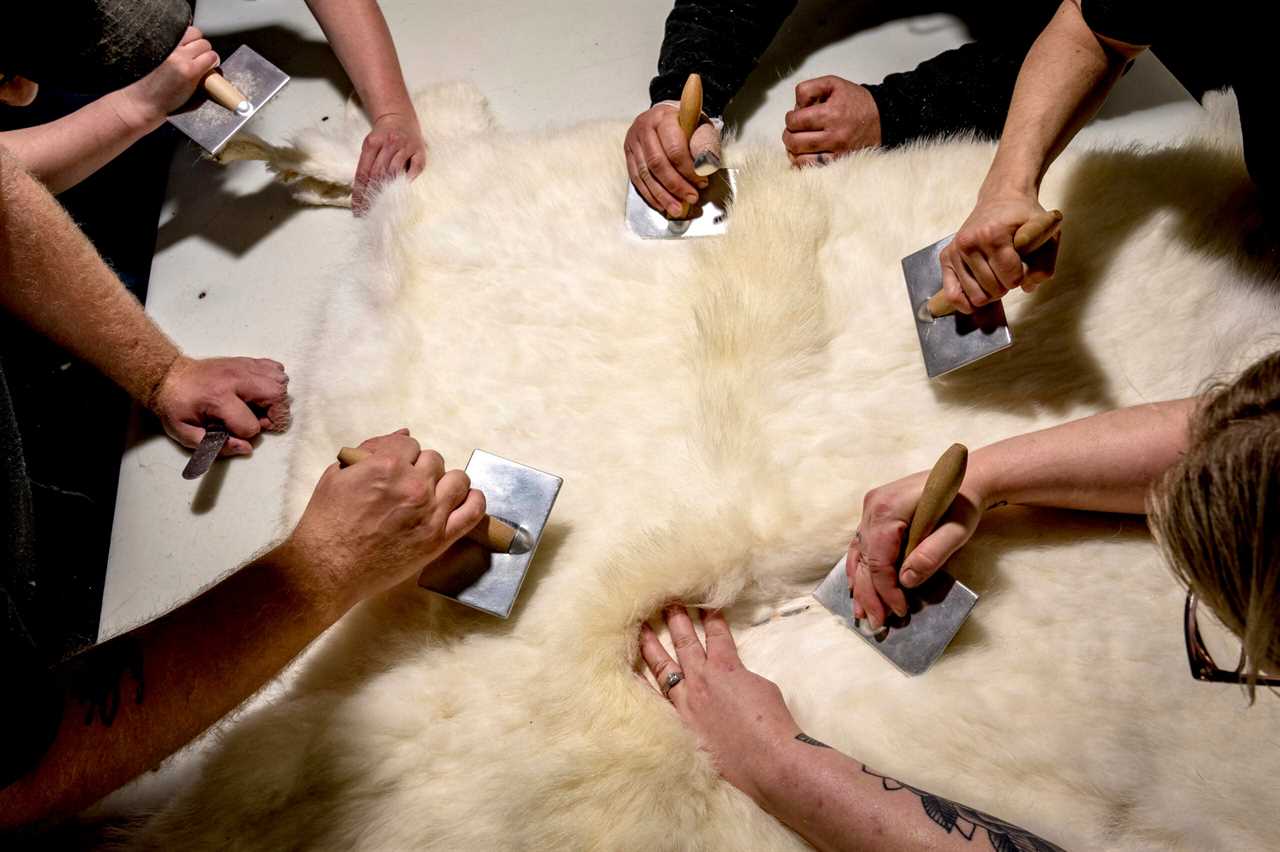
[136, 86, 1280, 850]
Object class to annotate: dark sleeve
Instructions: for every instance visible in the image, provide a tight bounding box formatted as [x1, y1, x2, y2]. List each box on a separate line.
[1080, 0, 1161, 45]
[649, 0, 798, 116]
[863, 8, 1055, 147]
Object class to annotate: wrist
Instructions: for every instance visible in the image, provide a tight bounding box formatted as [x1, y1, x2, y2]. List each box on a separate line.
[110, 86, 166, 133]
[966, 445, 1009, 510]
[753, 734, 820, 815]
[269, 537, 356, 624]
[145, 352, 189, 413]
[977, 163, 1039, 205]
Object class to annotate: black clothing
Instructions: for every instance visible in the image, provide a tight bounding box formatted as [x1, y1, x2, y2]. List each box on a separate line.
[650, 1, 1056, 146]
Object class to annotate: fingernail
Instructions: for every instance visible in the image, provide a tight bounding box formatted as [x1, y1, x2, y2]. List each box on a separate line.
[901, 569, 921, 587]
[867, 613, 881, 631]
[685, 192, 698, 204]
[668, 205, 683, 217]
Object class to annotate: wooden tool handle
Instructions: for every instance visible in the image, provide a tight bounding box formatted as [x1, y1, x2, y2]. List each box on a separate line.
[335, 447, 516, 552]
[903, 443, 968, 558]
[677, 74, 703, 142]
[925, 209, 1063, 319]
[203, 71, 249, 112]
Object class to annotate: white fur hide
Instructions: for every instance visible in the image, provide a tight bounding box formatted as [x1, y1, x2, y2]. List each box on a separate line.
[137, 84, 1280, 850]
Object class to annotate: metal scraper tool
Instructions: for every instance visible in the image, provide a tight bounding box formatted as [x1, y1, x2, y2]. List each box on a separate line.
[337, 447, 562, 618]
[167, 46, 289, 155]
[182, 422, 229, 479]
[903, 209, 1063, 379]
[812, 443, 977, 675]
[625, 73, 736, 239]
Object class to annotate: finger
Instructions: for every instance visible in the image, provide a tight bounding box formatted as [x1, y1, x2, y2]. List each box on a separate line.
[358, 431, 421, 466]
[961, 250, 1006, 302]
[784, 105, 827, 133]
[628, 144, 681, 217]
[191, 50, 219, 77]
[663, 605, 706, 671]
[989, 245, 1026, 292]
[222, 436, 253, 457]
[689, 122, 722, 176]
[795, 76, 837, 107]
[412, 448, 446, 481]
[167, 419, 204, 450]
[638, 622, 681, 693]
[852, 560, 885, 630]
[861, 514, 909, 619]
[641, 129, 699, 213]
[900, 510, 972, 589]
[781, 129, 832, 156]
[790, 152, 833, 169]
[353, 143, 381, 214]
[180, 26, 202, 46]
[434, 469, 471, 511]
[1022, 234, 1059, 289]
[407, 150, 427, 180]
[210, 396, 262, 441]
[625, 146, 662, 214]
[443, 488, 486, 541]
[235, 370, 287, 407]
[940, 257, 975, 315]
[389, 147, 411, 178]
[369, 141, 398, 190]
[701, 609, 739, 665]
[955, 255, 992, 310]
[654, 120, 702, 190]
[179, 38, 213, 59]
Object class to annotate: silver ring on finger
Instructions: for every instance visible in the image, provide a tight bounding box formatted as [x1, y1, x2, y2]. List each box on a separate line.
[661, 670, 685, 698]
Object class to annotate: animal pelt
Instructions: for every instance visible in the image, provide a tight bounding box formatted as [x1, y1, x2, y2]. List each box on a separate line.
[135, 84, 1280, 850]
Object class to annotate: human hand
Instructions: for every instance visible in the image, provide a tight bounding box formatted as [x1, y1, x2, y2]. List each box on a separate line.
[150, 355, 290, 456]
[120, 26, 219, 126]
[283, 429, 486, 610]
[938, 195, 1060, 314]
[783, 76, 880, 168]
[624, 102, 721, 219]
[638, 607, 799, 806]
[352, 112, 427, 215]
[846, 471, 985, 630]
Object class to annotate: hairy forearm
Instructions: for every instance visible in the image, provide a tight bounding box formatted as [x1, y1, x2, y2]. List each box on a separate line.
[0, 143, 179, 405]
[763, 735, 1063, 851]
[305, 0, 416, 122]
[969, 398, 1196, 515]
[0, 89, 163, 194]
[0, 543, 343, 826]
[980, 1, 1137, 201]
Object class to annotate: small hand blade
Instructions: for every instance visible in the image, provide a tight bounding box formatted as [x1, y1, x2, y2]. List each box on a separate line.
[182, 424, 229, 480]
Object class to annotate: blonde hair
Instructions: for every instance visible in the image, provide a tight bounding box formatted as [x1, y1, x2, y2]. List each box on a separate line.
[1149, 351, 1280, 700]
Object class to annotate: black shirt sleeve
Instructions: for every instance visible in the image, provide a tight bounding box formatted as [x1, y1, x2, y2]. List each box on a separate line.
[1081, 0, 1161, 45]
[650, 0, 797, 116]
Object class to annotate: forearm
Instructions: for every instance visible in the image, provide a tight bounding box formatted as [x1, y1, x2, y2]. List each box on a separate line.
[979, 0, 1133, 201]
[305, 0, 417, 123]
[0, 543, 345, 825]
[650, 0, 796, 115]
[0, 89, 163, 194]
[761, 735, 1063, 852]
[968, 398, 1196, 515]
[0, 143, 179, 405]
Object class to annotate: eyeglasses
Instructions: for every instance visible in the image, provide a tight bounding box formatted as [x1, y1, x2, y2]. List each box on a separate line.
[1184, 592, 1280, 686]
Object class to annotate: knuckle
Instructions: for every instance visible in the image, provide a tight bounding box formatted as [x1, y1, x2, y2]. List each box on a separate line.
[673, 634, 700, 651]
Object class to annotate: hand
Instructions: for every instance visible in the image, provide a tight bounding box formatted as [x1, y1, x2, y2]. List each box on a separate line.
[119, 27, 219, 126]
[282, 429, 486, 610]
[624, 102, 721, 219]
[353, 112, 427, 215]
[783, 76, 880, 168]
[846, 471, 985, 630]
[638, 607, 799, 806]
[150, 355, 290, 456]
[938, 194, 1059, 314]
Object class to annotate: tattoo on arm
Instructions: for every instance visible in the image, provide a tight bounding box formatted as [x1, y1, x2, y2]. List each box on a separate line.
[59, 636, 145, 727]
[795, 732, 832, 749]
[862, 766, 1064, 852]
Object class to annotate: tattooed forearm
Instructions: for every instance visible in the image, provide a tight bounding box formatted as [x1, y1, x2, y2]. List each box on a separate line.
[861, 767, 1064, 852]
[59, 636, 145, 727]
[795, 732, 832, 749]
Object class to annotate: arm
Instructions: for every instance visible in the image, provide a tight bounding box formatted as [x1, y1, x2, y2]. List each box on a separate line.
[0, 430, 486, 825]
[0, 142, 289, 453]
[304, 0, 426, 212]
[638, 608, 1064, 851]
[938, 0, 1146, 314]
[849, 398, 1196, 627]
[626, 0, 795, 216]
[0, 28, 217, 193]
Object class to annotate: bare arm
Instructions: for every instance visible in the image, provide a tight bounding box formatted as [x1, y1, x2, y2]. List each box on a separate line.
[849, 398, 1196, 627]
[938, 0, 1146, 315]
[0, 430, 487, 825]
[638, 608, 1064, 851]
[304, 0, 426, 211]
[0, 27, 218, 194]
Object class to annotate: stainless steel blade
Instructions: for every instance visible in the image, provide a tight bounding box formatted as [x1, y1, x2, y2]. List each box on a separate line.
[903, 235, 1012, 379]
[812, 556, 977, 676]
[419, 450, 562, 618]
[182, 424, 229, 480]
[625, 169, 736, 239]
[168, 46, 290, 155]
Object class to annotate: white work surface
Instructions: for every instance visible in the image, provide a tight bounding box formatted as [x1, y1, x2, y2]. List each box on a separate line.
[100, 0, 1197, 752]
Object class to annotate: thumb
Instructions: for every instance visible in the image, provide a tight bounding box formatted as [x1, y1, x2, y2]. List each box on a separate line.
[898, 517, 973, 589]
[210, 395, 263, 441]
[794, 76, 836, 107]
[689, 121, 722, 176]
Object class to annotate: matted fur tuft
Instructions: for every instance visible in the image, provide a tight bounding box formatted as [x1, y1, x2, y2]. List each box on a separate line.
[135, 87, 1280, 850]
